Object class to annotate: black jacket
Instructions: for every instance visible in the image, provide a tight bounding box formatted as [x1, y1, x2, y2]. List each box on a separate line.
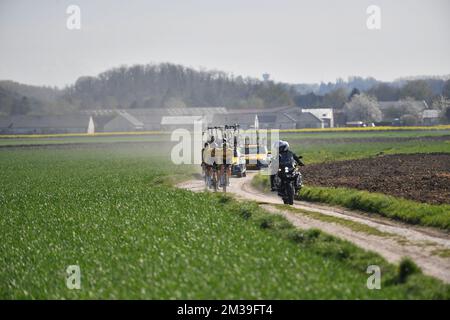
[279, 150, 304, 167]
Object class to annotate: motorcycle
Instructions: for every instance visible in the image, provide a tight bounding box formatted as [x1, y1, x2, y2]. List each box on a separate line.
[273, 163, 302, 205]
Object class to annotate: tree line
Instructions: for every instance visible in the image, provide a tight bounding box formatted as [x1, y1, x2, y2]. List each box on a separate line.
[1, 63, 450, 125]
[64, 63, 293, 110]
[294, 79, 450, 108]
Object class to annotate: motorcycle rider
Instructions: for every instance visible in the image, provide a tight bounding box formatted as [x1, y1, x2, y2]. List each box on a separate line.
[270, 140, 304, 191]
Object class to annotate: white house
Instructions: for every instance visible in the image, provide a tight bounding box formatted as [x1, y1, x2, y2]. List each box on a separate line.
[301, 108, 334, 128]
[422, 109, 440, 126]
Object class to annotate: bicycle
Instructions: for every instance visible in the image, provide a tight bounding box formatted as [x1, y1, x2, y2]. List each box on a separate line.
[211, 163, 219, 192]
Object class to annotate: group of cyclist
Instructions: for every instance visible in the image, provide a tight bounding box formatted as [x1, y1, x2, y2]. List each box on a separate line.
[201, 136, 304, 192]
[201, 136, 233, 190]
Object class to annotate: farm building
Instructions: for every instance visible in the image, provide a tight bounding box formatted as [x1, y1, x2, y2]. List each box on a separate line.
[210, 106, 323, 129]
[87, 106, 323, 131]
[160, 115, 206, 131]
[302, 108, 334, 128]
[0, 106, 327, 134]
[130, 107, 225, 131]
[295, 111, 324, 128]
[103, 111, 144, 132]
[0, 117, 13, 133]
[86, 107, 227, 132]
[0, 114, 94, 134]
[422, 109, 440, 126]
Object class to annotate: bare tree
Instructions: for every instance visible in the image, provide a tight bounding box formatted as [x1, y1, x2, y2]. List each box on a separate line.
[63, 63, 294, 110]
[400, 80, 434, 101]
[432, 95, 450, 123]
[431, 95, 450, 111]
[382, 97, 423, 123]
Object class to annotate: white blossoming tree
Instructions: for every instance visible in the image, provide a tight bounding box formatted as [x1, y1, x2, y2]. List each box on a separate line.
[344, 93, 382, 123]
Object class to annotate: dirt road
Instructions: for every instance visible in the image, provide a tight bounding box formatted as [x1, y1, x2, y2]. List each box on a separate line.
[177, 172, 450, 283]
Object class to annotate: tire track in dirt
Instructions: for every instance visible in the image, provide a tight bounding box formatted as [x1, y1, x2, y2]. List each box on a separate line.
[177, 172, 450, 283]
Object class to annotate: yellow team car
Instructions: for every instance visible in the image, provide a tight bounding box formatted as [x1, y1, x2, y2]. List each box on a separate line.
[241, 144, 271, 170]
[231, 148, 247, 177]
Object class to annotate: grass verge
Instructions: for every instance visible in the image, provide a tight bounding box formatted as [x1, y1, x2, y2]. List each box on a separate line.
[214, 195, 450, 298]
[274, 204, 392, 237]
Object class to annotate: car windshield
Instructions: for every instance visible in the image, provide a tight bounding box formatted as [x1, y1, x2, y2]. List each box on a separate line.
[241, 146, 267, 154]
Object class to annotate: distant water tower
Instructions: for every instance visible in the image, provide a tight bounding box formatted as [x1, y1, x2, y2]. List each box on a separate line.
[262, 73, 270, 82]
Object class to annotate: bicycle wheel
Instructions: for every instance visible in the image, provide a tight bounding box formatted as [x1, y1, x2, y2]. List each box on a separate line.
[222, 171, 227, 193]
[212, 170, 218, 192]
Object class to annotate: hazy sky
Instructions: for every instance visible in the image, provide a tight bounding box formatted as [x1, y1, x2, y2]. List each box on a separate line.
[0, 0, 449, 87]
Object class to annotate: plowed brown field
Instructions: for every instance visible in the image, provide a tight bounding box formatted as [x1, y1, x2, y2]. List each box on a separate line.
[302, 153, 450, 205]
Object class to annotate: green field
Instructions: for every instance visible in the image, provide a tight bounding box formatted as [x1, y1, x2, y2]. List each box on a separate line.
[0, 135, 167, 146]
[282, 129, 450, 140]
[0, 128, 449, 148]
[1, 130, 450, 299]
[1, 143, 449, 299]
[281, 133, 450, 164]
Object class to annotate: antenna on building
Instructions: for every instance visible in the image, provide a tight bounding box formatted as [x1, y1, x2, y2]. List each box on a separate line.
[262, 73, 270, 82]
